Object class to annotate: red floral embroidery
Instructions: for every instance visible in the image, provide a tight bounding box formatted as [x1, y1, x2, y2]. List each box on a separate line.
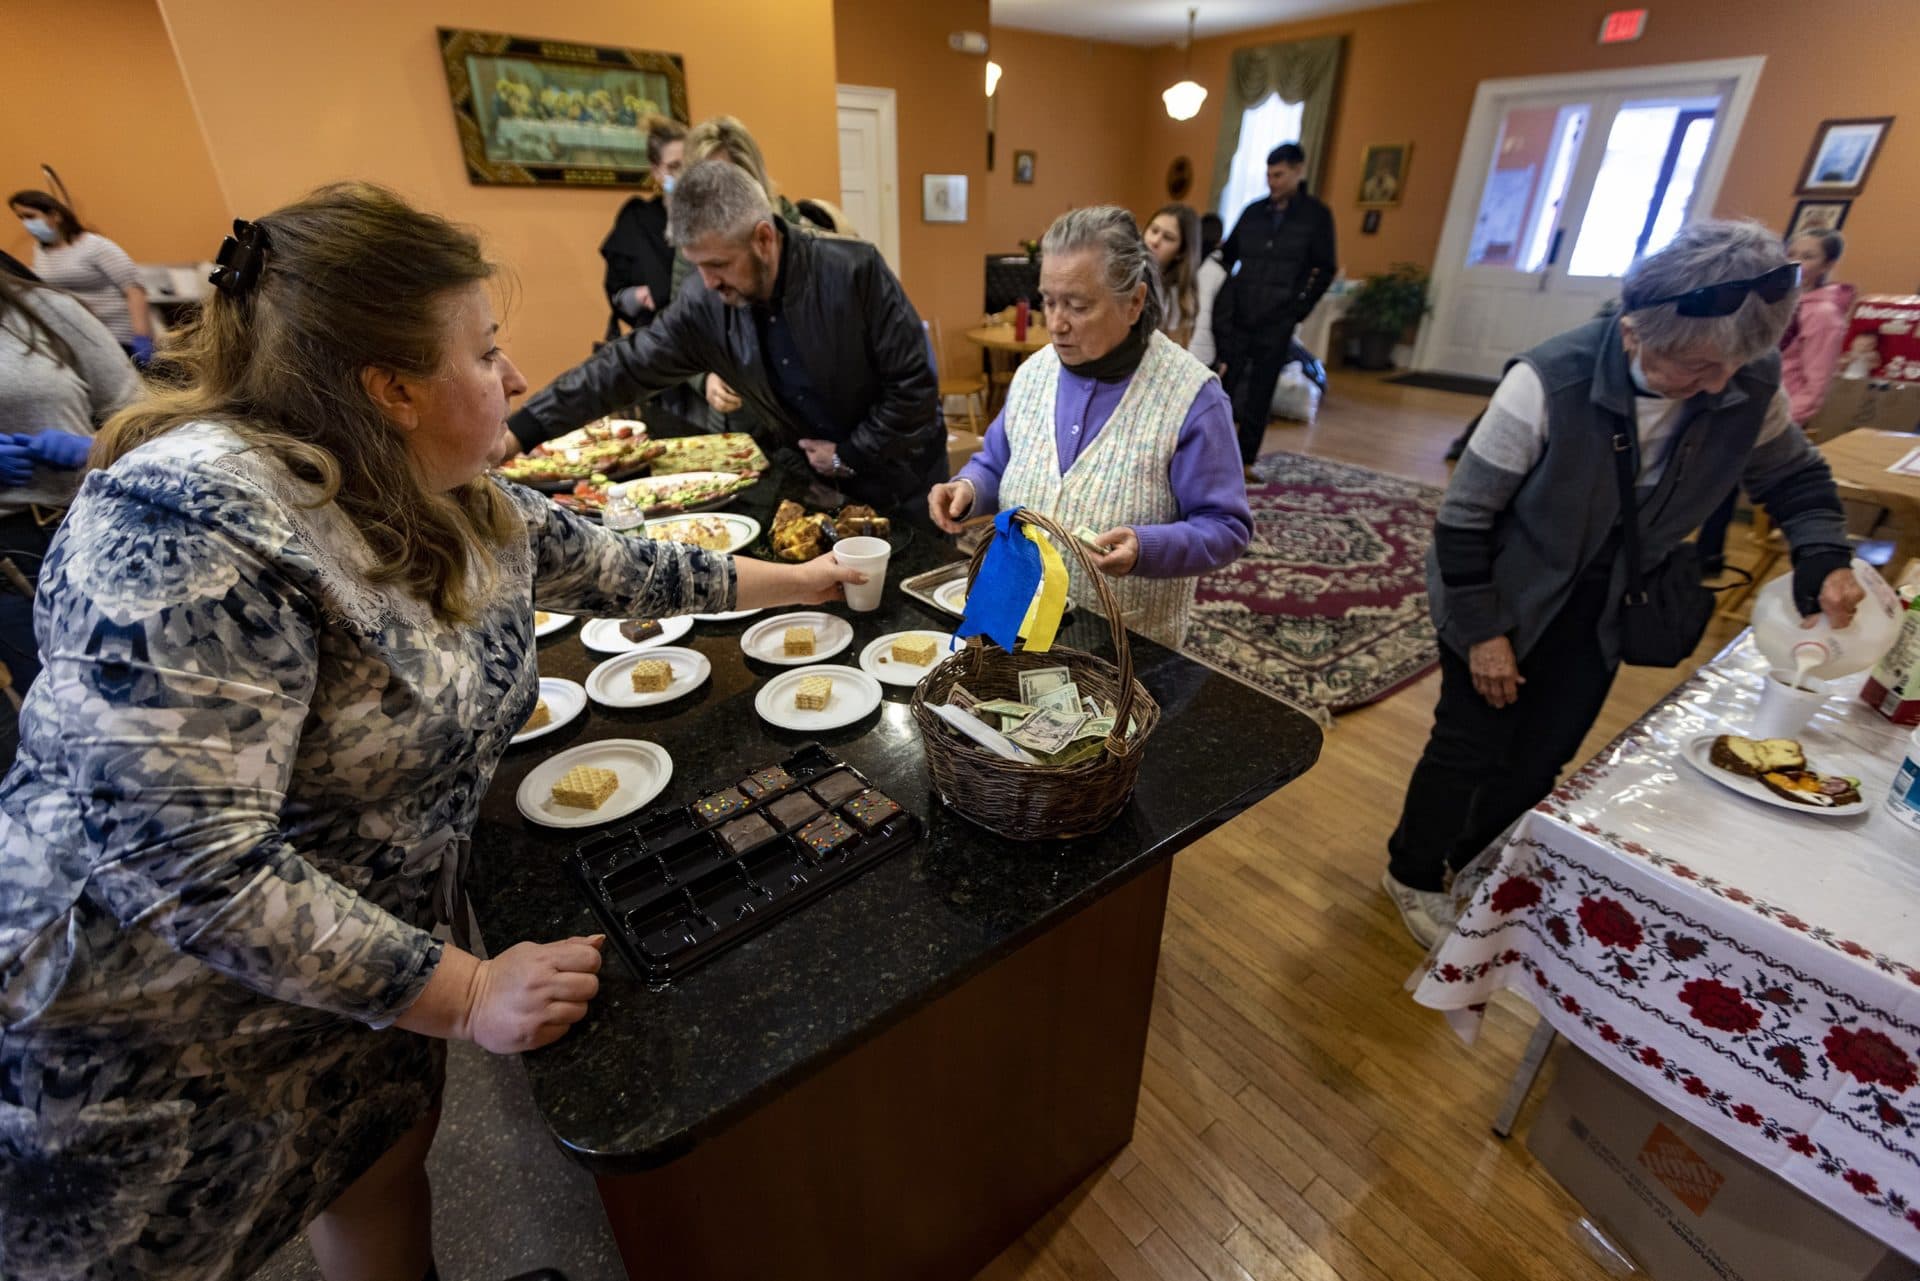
[1615, 962, 1636, 981]
[1825, 1026, 1919, 1092]
[1639, 1047, 1664, 1068]
[1733, 1103, 1763, 1126]
[1546, 917, 1572, 947]
[1758, 987, 1793, 1006]
[1678, 978, 1763, 1034]
[1840, 940, 1872, 959]
[1490, 876, 1542, 914]
[1844, 1170, 1880, 1196]
[1671, 864, 1699, 880]
[1778, 913, 1810, 932]
[1599, 1024, 1622, 1044]
[1908, 1207, 1920, 1231]
[1561, 995, 1582, 1015]
[1663, 932, 1705, 961]
[1685, 1075, 1712, 1097]
[1723, 887, 1753, 905]
[1577, 896, 1643, 950]
[1789, 1134, 1818, 1156]
[1437, 964, 1462, 982]
[1879, 1101, 1905, 1128]
[1765, 1044, 1810, 1082]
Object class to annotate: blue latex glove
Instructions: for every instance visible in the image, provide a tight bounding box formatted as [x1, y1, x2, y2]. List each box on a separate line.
[129, 334, 155, 366]
[0, 438, 32, 487]
[24, 431, 93, 470]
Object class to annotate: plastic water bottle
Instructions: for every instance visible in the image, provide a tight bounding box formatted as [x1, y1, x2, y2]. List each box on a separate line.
[1751, 557, 1902, 686]
[1889, 726, 1920, 833]
[602, 482, 645, 533]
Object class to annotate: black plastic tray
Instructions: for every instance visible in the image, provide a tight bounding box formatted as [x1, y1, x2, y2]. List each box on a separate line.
[569, 744, 919, 989]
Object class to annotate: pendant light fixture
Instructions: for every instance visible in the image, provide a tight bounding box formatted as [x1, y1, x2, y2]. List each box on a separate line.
[1162, 8, 1207, 122]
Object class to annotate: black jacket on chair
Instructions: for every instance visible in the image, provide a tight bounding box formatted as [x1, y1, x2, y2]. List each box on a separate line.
[1213, 191, 1337, 366]
[509, 218, 944, 508]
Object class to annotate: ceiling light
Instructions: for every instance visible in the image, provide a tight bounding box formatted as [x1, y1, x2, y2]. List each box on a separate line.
[1163, 9, 1207, 121]
[985, 60, 1003, 98]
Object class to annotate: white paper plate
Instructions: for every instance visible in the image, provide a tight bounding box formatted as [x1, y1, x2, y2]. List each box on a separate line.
[580, 614, 695, 655]
[1679, 734, 1869, 818]
[531, 610, 576, 638]
[585, 646, 711, 709]
[511, 677, 586, 744]
[739, 611, 853, 665]
[753, 665, 882, 732]
[630, 512, 761, 554]
[515, 739, 673, 828]
[691, 607, 765, 623]
[858, 630, 959, 688]
[932, 578, 968, 617]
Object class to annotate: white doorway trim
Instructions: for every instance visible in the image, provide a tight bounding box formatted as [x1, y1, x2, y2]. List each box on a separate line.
[835, 83, 902, 275]
[1413, 56, 1766, 374]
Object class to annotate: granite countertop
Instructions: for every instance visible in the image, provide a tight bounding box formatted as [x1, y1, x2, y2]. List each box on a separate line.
[468, 470, 1322, 1173]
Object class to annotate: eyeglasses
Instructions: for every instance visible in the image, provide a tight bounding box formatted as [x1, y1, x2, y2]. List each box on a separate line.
[1628, 262, 1801, 318]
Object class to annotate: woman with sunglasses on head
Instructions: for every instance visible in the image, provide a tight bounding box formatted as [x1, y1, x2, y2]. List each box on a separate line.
[1380, 220, 1864, 948]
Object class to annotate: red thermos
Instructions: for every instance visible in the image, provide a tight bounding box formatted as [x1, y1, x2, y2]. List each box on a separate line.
[1014, 297, 1029, 342]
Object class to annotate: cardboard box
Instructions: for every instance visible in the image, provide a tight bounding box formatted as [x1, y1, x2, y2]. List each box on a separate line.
[1529, 1050, 1916, 1281]
[1805, 377, 1920, 443]
[1839, 296, 1920, 387]
[946, 429, 984, 479]
[1864, 587, 1920, 724]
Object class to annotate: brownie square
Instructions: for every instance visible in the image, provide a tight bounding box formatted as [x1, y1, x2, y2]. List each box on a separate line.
[808, 770, 865, 807]
[765, 792, 824, 833]
[738, 766, 796, 802]
[692, 788, 748, 827]
[619, 618, 664, 643]
[798, 813, 856, 856]
[841, 789, 902, 834]
[716, 813, 778, 857]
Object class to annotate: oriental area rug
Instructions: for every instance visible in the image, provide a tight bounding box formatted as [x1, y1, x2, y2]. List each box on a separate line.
[1180, 452, 1444, 717]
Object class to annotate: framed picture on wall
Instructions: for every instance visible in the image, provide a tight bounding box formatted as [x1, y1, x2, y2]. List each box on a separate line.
[438, 27, 688, 189]
[1013, 151, 1036, 185]
[1357, 142, 1410, 207]
[1796, 117, 1892, 197]
[923, 174, 969, 223]
[1787, 199, 1850, 241]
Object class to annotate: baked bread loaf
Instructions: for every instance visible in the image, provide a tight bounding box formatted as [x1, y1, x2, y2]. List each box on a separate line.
[1710, 735, 1806, 777]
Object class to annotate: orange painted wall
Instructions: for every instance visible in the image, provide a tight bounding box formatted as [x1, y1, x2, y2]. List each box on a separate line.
[1, 0, 228, 267]
[984, 28, 1154, 254]
[1138, 0, 1920, 295]
[156, 0, 842, 388]
[833, 0, 991, 378]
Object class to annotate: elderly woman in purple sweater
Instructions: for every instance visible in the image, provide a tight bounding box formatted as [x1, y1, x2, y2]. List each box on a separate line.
[928, 206, 1250, 646]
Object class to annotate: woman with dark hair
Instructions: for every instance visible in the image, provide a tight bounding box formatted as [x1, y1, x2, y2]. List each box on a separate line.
[599, 114, 688, 339]
[8, 191, 155, 363]
[1144, 202, 1202, 347]
[0, 183, 861, 1279]
[0, 270, 138, 729]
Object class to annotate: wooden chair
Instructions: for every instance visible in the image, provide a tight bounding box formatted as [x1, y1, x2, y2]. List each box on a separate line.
[1715, 479, 1889, 621]
[930, 320, 987, 434]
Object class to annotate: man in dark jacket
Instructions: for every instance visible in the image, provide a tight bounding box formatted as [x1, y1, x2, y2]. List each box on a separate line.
[1213, 142, 1337, 472]
[505, 160, 945, 510]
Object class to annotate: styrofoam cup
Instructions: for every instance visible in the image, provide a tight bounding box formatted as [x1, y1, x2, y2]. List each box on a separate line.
[1748, 669, 1829, 739]
[832, 536, 891, 612]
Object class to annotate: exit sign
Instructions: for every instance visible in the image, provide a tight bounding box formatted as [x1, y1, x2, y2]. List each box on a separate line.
[1599, 9, 1648, 42]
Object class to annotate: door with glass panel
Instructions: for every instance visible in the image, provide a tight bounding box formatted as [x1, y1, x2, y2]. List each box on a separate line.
[1421, 62, 1762, 380]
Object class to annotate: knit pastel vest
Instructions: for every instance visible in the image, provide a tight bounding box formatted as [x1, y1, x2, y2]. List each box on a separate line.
[999, 330, 1213, 647]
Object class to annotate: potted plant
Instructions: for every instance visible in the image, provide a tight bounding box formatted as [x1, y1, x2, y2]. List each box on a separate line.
[1342, 262, 1430, 370]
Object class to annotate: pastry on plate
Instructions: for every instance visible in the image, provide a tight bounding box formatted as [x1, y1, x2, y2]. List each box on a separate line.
[833, 504, 891, 539]
[794, 675, 833, 711]
[890, 634, 937, 666]
[1710, 734, 1806, 777]
[521, 699, 552, 733]
[534, 611, 552, 628]
[552, 765, 619, 810]
[784, 626, 816, 657]
[630, 659, 672, 693]
[620, 618, 665, 643]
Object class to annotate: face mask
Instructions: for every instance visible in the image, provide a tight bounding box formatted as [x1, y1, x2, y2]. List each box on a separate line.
[660, 174, 676, 195]
[1629, 353, 1655, 396]
[21, 218, 56, 245]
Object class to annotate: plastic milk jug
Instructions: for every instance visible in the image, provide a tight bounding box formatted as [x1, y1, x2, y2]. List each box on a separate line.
[1751, 558, 1902, 684]
[1889, 726, 1920, 834]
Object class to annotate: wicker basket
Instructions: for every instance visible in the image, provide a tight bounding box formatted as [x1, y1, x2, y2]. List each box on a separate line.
[909, 509, 1160, 840]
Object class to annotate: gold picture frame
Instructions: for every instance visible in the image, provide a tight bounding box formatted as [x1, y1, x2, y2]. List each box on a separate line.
[1357, 142, 1410, 208]
[438, 27, 689, 189]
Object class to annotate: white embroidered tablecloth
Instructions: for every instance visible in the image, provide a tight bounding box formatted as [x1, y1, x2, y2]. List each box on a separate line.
[1412, 632, 1920, 1258]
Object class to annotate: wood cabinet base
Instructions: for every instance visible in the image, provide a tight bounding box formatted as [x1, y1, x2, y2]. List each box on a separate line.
[595, 860, 1172, 1280]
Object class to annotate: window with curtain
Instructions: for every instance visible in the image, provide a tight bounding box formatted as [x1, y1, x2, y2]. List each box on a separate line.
[1219, 92, 1307, 241]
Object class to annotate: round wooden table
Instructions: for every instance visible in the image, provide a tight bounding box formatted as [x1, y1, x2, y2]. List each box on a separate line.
[963, 323, 1050, 355]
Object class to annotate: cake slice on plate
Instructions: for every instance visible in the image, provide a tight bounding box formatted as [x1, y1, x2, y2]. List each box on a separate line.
[1710, 735, 1806, 777]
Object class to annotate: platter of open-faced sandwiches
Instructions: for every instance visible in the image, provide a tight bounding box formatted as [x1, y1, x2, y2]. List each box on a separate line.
[495, 419, 665, 491]
[1682, 733, 1867, 816]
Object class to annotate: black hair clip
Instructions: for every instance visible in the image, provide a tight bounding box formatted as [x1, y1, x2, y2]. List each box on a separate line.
[209, 218, 270, 297]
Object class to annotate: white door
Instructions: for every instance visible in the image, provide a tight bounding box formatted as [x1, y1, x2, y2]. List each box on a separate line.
[1418, 58, 1765, 380]
[834, 85, 901, 276]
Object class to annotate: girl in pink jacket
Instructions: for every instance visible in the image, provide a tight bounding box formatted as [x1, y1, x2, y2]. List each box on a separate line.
[1781, 230, 1854, 424]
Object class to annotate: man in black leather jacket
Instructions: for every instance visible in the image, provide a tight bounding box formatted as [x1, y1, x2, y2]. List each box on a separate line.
[504, 160, 945, 510]
[1213, 142, 1337, 472]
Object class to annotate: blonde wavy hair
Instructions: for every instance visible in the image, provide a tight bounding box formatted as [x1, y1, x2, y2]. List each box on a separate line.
[685, 115, 777, 202]
[94, 183, 519, 623]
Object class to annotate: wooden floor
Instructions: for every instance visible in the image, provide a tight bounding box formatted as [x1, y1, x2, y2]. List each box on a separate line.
[973, 371, 1755, 1281]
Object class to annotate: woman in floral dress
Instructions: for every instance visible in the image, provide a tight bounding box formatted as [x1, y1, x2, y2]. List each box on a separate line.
[0, 184, 861, 1280]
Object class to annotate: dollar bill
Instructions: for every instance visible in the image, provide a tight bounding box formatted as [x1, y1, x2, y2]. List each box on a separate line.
[1007, 707, 1088, 755]
[947, 683, 980, 713]
[1037, 738, 1105, 768]
[1018, 666, 1074, 705]
[1031, 684, 1084, 715]
[1072, 525, 1112, 554]
[973, 699, 1036, 719]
